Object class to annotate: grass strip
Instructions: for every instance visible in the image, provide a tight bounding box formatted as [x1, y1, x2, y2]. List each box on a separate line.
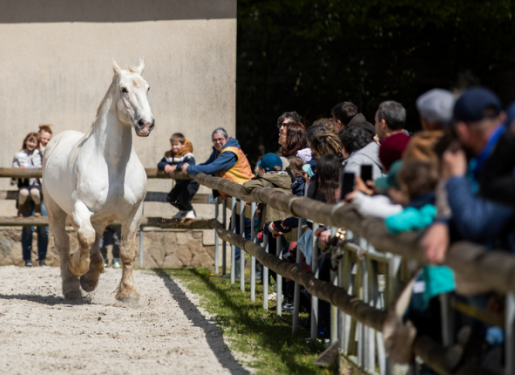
[161, 268, 335, 375]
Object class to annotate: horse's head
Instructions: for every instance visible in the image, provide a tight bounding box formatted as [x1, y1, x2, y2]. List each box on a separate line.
[112, 58, 155, 137]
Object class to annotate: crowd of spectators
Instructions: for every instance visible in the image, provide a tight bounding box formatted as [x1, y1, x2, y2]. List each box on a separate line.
[162, 85, 513, 372]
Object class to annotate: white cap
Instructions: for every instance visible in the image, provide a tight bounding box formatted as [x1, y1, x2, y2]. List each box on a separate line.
[416, 88, 455, 125]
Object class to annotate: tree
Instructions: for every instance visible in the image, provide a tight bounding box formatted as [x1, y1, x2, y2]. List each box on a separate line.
[237, 0, 515, 160]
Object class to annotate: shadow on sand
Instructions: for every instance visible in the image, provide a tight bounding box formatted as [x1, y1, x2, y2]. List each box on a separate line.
[0, 293, 92, 306]
[154, 269, 250, 375]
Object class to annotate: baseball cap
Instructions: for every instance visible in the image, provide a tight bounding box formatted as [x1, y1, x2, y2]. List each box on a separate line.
[375, 160, 402, 191]
[379, 132, 410, 172]
[257, 153, 282, 172]
[453, 87, 502, 123]
[416, 89, 455, 126]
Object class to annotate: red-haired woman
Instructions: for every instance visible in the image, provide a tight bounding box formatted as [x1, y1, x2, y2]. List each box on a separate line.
[278, 122, 312, 163]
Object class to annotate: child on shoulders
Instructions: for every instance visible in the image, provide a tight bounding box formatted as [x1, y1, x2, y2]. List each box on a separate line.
[157, 133, 199, 219]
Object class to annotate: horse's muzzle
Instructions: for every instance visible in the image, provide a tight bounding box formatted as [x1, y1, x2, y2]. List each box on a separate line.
[135, 118, 155, 137]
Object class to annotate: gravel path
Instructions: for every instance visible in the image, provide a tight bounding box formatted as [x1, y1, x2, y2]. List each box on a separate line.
[0, 266, 250, 375]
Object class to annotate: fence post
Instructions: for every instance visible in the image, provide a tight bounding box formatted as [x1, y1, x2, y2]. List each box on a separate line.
[230, 197, 236, 284]
[214, 196, 220, 275]
[441, 293, 454, 346]
[292, 216, 303, 335]
[506, 292, 515, 375]
[240, 200, 245, 292]
[311, 222, 319, 340]
[263, 233, 269, 310]
[330, 226, 338, 344]
[222, 198, 227, 275]
[341, 230, 354, 354]
[139, 226, 144, 268]
[276, 235, 282, 317]
[250, 202, 257, 302]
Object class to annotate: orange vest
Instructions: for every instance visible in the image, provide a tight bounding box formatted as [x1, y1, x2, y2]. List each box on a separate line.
[215, 146, 254, 198]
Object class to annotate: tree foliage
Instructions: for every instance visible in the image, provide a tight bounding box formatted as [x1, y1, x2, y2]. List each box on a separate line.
[236, 0, 515, 160]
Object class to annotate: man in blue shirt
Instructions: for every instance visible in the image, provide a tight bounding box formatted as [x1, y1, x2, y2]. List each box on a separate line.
[423, 87, 513, 265]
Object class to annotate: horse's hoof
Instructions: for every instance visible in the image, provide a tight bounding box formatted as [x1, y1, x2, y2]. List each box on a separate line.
[116, 289, 140, 304]
[79, 259, 104, 292]
[63, 289, 83, 300]
[80, 275, 100, 292]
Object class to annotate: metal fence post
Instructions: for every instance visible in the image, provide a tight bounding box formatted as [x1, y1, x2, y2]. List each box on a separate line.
[292, 216, 303, 334]
[276, 235, 282, 317]
[139, 226, 144, 268]
[341, 230, 354, 354]
[250, 202, 257, 302]
[441, 293, 454, 346]
[506, 292, 515, 375]
[311, 222, 319, 340]
[263, 233, 269, 310]
[330, 227, 338, 344]
[222, 198, 227, 275]
[240, 200, 245, 292]
[214, 196, 220, 275]
[230, 197, 236, 284]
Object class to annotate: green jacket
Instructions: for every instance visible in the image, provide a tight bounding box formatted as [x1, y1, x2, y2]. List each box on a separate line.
[385, 203, 455, 307]
[242, 172, 292, 228]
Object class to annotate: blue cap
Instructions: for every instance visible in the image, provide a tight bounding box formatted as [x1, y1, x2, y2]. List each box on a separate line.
[257, 153, 282, 172]
[453, 87, 501, 123]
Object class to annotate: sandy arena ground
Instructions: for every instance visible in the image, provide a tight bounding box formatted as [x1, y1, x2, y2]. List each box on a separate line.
[0, 266, 250, 375]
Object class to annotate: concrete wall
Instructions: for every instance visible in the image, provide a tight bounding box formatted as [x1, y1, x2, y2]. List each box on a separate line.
[0, 0, 236, 190]
[0, 0, 236, 221]
[0, 0, 236, 266]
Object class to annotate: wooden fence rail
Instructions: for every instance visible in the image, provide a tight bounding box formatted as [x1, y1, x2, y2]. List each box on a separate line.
[0, 168, 508, 374]
[1, 167, 514, 295]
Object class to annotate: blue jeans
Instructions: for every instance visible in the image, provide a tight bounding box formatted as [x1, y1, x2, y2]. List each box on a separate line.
[22, 200, 49, 261]
[233, 214, 251, 259]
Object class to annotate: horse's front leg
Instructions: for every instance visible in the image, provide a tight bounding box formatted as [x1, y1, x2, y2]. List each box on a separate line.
[68, 200, 95, 277]
[116, 204, 142, 303]
[80, 222, 107, 292]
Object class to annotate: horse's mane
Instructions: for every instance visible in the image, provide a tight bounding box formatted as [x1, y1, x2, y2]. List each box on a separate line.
[95, 75, 117, 117]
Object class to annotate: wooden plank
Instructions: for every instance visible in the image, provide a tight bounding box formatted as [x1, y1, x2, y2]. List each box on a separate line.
[140, 217, 213, 230]
[0, 216, 49, 226]
[0, 168, 192, 180]
[0, 216, 213, 230]
[0, 190, 215, 204]
[144, 192, 213, 204]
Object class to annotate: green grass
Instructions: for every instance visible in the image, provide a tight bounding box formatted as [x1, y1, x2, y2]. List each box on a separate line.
[160, 268, 334, 375]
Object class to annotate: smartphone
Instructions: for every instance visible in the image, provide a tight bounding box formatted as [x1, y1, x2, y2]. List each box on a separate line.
[340, 172, 355, 200]
[360, 164, 373, 183]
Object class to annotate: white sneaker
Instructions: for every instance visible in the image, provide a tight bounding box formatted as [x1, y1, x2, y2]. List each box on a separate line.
[184, 210, 196, 219]
[172, 211, 185, 219]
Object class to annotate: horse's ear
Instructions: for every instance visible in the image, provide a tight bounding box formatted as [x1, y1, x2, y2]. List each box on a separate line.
[112, 59, 122, 75]
[133, 57, 145, 75]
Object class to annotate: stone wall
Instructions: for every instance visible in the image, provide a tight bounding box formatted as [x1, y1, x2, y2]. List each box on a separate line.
[0, 227, 217, 269]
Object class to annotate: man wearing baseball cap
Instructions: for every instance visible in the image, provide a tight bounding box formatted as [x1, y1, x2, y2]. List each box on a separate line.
[403, 88, 455, 167]
[422, 87, 514, 267]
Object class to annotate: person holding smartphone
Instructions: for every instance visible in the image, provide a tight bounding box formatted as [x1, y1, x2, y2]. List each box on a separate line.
[340, 126, 386, 180]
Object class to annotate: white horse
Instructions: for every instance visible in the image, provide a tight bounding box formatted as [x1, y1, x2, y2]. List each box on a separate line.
[43, 58, 154, 302]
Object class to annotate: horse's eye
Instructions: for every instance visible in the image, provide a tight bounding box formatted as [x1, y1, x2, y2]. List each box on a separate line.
[147, 87, 150, 92]
[121, 87, 128, 93]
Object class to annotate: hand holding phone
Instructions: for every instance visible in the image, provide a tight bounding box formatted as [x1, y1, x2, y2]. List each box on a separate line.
[340, 172, 355, 200]
[360, 164, 373, 183]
